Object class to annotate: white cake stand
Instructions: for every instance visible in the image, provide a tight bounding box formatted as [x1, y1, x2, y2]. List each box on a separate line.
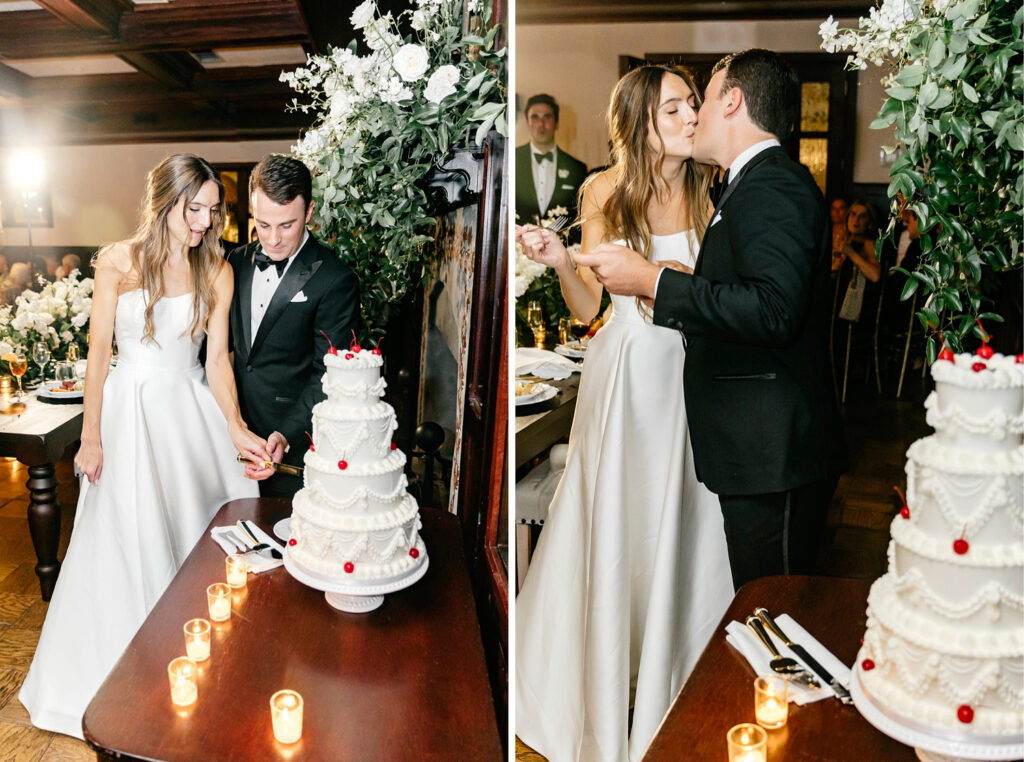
[851, 669, 1024, 762]
[283, 548, 429, 613]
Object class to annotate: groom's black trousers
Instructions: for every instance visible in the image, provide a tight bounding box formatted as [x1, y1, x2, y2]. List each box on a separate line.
[718, 475, 837, 591]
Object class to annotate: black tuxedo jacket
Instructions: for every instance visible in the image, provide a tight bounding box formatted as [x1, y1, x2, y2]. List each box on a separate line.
[227, 235, 360, 469]
[654, 146, 843, 496]
[514, 143, 588, 224]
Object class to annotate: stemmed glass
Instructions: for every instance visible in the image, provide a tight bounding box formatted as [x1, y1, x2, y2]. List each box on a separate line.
[32, 341, 51, 387]
[526, 300, 545, 348]
[8, 348, 27, 402]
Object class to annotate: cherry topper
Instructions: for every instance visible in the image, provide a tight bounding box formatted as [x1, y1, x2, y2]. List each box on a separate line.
[938, 348, 955, 362]
[338, 458, 348, 470]
[344, 562, 354, 574]
[894, 485, 909, 520]
[306, 431, 315, 452]
[319, 329, 338, 355]
[975, 319, 994, 359]
[350, 329, 361, 353]
[971, 362, 987, 373]
[861, 658, 875, 671]
[957, 705, 974, 724]
[953, 526, 969, 555]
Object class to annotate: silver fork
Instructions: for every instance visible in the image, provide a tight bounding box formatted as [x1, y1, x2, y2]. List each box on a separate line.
[544, 214, 571, 234]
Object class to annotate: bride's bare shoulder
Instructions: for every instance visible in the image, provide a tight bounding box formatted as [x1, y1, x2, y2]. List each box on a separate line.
[581, 168, 616, 215]
[93, 243, 137, 289]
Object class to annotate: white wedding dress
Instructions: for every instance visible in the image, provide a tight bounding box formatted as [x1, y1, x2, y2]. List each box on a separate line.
[19, 289, 258, 739]
[516, 232, 733, 762]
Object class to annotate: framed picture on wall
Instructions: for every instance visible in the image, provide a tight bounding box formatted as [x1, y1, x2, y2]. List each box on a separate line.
[0, 186, 53, 229]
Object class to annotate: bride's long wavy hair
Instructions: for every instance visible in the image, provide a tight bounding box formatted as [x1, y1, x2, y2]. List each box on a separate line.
[583, 64, 713, 257]
[125, 154, 225, 345]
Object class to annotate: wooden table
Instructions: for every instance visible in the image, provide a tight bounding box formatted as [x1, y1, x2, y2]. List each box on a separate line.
[514, 374, 579, 469]
[83, 499, 502, 761]
[0, 394, 82, 600]
[642, 576, 916, 761]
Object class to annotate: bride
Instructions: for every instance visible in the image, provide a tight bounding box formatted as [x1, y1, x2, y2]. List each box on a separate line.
[516, 65, 734, 762]
[19, 154, 267, 738]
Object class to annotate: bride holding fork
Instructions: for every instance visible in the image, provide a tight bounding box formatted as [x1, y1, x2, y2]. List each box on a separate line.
[516, 65, 733, 762]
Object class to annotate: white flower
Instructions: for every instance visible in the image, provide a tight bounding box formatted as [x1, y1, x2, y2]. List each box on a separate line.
[365, 16, 399, 51]
[392, 44, 429, 82]
[819, 15, 838, 43]
[423, 64, 460, 103]
[432, 65, 460, 87]
[71, 312, 89, 329]
[60, 330, 73, 343]
[411, 9, 430, 30]
[350, 0, 375, 30]
[0, 341, 11, 358]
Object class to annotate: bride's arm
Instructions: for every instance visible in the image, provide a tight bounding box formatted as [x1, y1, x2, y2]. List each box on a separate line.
[204, 261, 269, 468]
[74, 245, 126, 483]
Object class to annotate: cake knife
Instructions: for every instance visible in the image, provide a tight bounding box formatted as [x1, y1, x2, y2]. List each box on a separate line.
[236, 454, 303, 477]
[754, 607, 854, 705]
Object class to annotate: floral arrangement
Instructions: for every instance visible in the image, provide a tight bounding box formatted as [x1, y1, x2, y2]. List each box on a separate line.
[0, 271, 93, 381]
[820, 0, 1022, 359]
[281, 0, 507, 339]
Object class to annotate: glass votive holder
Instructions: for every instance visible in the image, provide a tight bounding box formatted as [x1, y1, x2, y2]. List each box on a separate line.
[727, 723, 767, 762]
[206, 583, 231, 622]
[167, 657, 198, 706]
[270, 689, 303, 744]
[754, 674, 788, 729]
[183, 618, 211, 662]
[225, 553, 247, 588]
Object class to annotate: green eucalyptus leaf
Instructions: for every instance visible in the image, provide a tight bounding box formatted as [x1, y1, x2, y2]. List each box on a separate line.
[886, 86, 918, 101]
[962, 80, 979, 102]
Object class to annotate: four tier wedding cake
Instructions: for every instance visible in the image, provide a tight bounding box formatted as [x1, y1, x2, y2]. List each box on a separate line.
[855, 349, 1023, 743]
[286, 341, 427, 583]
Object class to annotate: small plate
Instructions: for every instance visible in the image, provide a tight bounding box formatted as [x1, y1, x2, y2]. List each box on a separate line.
[554, 342, 587, 359]
[515, 382, 557, 406]
[273, 517, 291, 542]
[36, 381, 84, 400]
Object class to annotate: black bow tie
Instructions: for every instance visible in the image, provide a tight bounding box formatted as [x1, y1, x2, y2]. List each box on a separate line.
[709, 169, 731, 205]
[254, 250, 287, 276]
[534, 151, 553, 164]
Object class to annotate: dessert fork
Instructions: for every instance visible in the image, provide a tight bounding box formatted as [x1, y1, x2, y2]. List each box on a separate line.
[745, 616, 821, 689]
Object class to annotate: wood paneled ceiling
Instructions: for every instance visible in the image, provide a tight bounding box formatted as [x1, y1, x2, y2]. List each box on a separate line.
[517, 0, 869, 24]
[0, 0, 403, 145]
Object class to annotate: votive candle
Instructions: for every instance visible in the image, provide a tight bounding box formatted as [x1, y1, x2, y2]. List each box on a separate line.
[226, 553, 247, 588]
[727, 723, 766, 762]
[183, 618, 210, 662]
[167, 657, 198, 706]
[271, 690, 303, 744]
[754, 674, 788, 729]
[207, 583, 231, 622]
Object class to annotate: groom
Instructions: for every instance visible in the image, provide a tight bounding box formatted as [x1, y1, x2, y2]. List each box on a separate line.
[228, 154, 361, 497]
[574, 50, 844, 590]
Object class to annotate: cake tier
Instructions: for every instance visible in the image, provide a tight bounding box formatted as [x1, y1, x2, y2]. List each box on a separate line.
[926, 385, 1024, 452]
[905, 436, 1024, 550]
[303, 449, 407, 514]
[288, 502, 424, 580]
[859, 576, 1024, 736]
[311, 400, 397, 465]
[323, 349, 384, 407]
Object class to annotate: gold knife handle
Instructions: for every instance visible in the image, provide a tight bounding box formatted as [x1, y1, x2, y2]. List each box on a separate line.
[236, 454, 303, 477]
[754, 607, 794, 647]
[745, 615, 782, 657]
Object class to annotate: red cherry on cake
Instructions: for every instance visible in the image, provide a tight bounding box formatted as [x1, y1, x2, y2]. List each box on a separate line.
[409, 548, 419, 559]
[288, 538, 297, 547]
[971, 362, 986, 373]
[900, 507, 910, 519]
[953, 538, 969, 555]
[351, 344, 362, 353]
[1016, 354, 1024, 364]
[390, 442, 398, 451]
[976, 344, 994, 359]
[938, 348, 955, 362]
[344, 562, 354, 574]
[372, 348, 382, 356]
[327, 347, 338, 355]
[861, 659, 875, 671]
[344, 352, 354, 360]
[309, 444, 315, 452]
[338, 460, 348, 470]
[957, 705, 974, 724]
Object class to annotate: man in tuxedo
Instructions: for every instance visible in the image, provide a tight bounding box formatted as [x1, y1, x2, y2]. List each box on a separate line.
[515, 94, 588, 225]
[574, 50, 844, 589]
[228, 154, 361, 497]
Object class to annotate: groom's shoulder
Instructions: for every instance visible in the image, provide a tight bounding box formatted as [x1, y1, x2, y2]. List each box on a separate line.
[225, 241, 255, 267]
[307, 237, 357, 284]
[750, 151, 822, 202]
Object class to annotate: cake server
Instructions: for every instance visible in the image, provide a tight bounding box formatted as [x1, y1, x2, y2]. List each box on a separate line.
[754, 607, 854, 704]
[236, 520, 283, 560]
[236, 454, 303, 477]
[744, 616, 821, 689]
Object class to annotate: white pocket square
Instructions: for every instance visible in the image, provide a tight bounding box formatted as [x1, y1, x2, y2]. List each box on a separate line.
[710, 211, 723, 227]
[560, 184, 575, 190]
[290, 291, 308, 303]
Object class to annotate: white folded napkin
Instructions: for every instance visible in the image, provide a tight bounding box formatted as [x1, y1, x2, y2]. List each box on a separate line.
[210, 524, 283, 573]
[515, 347, 581, 380]
[725, 614, 852, 705]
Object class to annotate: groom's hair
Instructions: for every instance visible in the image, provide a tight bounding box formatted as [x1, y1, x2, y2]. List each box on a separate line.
[525, 93, 559, 121]
[250, 154, 313, 210]
[712, 49, 799, 141]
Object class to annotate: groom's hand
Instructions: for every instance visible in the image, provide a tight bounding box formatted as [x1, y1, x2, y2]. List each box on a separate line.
[573, 243, 661, 299]
[243, 431, 287, 481]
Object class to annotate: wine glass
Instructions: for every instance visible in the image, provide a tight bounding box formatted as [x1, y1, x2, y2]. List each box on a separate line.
[558, 317, 571, 345]
[9, 348, 27, 401]
[526, 300, 545, 348]
[32, 341, 51, 387]
[569, 318, 591, 344]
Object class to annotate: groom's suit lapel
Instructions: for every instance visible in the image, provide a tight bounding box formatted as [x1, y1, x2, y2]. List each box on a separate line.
[249, 237, 322, 360]
[237, 247, 256, 354]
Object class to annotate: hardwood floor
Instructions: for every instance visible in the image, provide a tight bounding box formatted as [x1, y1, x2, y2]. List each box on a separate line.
[0, 455, 94, 761]
[514, 386, 931, 760]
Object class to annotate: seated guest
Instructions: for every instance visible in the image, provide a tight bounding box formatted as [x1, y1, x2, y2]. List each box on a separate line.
[3, 261, 34, 304]
[515, 94, 588, 227]
[0, 254, 9, 279]
[55, 253, 82, 280]
[829, 196, 849, 271]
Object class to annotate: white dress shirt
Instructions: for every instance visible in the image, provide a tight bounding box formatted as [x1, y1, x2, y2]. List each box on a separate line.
[250, 230, 308, 345]
[530, 143, 558, 217]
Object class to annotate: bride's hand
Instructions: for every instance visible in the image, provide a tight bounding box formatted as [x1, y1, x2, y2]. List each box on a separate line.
[516, 225, 572, 270]
[659, 259, 693, 275]
[75, 438, 103, 484]
[230, 423, 270, 467]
